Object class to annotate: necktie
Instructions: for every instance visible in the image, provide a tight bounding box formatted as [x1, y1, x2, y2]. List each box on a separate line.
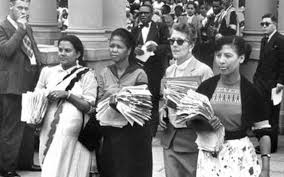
[22, 35, 36, 64]
[263, 35, 269, 47]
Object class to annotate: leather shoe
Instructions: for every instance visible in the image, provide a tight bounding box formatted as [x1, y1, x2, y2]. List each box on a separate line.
[29, 164, 41, 171]
[2, 171, 21, 177]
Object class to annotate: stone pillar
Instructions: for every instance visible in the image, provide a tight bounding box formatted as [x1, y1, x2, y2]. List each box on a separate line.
[67, 0, 107, 48]
[29, 0, 61, 44]
[0, 0, 9, 21]
[241, 0, 277, 81]
[233, 0, 239, 8]
[67, 0, 111, 74]
[277, 0, 284, 135]
[103, 0, 126, 31]
[278, 0, 284, 34]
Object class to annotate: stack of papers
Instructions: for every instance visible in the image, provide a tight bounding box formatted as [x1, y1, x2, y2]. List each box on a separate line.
[21, 90, 49, 125]
[176, 90, 224, 153]
[162, 76, 202, 107]
[161, 76, 224, 152]
[176, 89, 214, 125]
[96, 85, 152, 127]
[195, 126, 225, 152]
[96, 98, 129, 128]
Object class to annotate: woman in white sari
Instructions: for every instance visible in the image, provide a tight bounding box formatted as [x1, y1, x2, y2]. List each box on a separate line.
[35, 35, 98, 177]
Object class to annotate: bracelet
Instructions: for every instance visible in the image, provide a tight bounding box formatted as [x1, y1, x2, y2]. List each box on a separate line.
[66, 91, 71, 100]
[261, 154, 271, 158]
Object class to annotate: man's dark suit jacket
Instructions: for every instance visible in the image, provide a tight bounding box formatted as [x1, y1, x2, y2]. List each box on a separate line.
[0, 19, 41, 95]
[0, 19, 41, 170]
[131, 21, 171, 136]
[253, 31, 284, 98]
[253, 31, 284, 152]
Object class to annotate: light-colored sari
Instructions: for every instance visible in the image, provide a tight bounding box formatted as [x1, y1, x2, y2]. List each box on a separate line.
[35, 65, 97, 177]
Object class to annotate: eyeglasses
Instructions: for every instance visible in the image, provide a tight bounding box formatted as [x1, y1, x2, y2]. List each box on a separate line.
[168, 38, 189, 45]
[260, 22, 272, 27]
[139, 11, 151, 15]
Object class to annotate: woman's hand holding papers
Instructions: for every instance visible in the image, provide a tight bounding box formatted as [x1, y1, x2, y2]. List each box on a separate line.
[109, 94, 120, 113]
[208, 116, 223, 131]
[186, 114, 213, 132]
[159, 107, 169, 130]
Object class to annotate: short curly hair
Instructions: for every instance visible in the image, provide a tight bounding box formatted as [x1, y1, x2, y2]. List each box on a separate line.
[172, 22, 197, 44]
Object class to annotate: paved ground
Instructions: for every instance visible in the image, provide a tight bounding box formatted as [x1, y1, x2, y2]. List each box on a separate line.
[16, 135, 284, 177]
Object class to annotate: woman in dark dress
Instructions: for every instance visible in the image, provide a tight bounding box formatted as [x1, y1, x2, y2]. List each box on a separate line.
[98, 28, 152, 177]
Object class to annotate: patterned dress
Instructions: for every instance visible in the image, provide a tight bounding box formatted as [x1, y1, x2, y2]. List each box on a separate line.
[197, 80, 261, 177]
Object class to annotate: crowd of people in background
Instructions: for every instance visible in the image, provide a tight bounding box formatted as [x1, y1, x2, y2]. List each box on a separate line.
[0, 0, 282, 177]
[126, 0, 245, 71]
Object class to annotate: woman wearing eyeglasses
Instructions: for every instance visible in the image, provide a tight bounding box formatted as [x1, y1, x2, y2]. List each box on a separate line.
[159, 22, 213, 177]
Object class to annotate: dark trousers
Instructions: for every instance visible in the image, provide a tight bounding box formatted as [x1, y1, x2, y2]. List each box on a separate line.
[253, 79, 280, 152]
[17, 125, 35, 170]
[0, 94, 25, 172]
[268, 100, 280, 152]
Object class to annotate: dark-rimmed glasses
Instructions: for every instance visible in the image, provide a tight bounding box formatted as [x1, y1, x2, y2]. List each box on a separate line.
[168, 38, 189, 45]
[260, 22, 272, 27]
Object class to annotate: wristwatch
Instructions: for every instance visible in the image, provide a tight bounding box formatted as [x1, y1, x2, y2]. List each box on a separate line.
[261, 154, 271, 158]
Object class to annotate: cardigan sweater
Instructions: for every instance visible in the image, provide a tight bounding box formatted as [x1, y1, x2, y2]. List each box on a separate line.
[196, 75, 271, 139]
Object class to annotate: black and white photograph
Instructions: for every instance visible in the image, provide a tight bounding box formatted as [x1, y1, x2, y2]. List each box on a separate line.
[0, 0, 283, 177]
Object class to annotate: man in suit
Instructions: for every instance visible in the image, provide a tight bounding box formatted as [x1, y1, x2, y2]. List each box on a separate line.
[0, 0, 41, 176]
[132, 4, 171, 137]
[253, 13, 284, 153]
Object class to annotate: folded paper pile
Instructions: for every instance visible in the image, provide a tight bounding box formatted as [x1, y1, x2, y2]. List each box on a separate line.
[177, 89, 224, 152]
[175, 89, 214, 126]
[162, 76, 202, 108]
[21, 90, 49, 125]
[162, 76, 224, 152]
[96, 85, 152, 128]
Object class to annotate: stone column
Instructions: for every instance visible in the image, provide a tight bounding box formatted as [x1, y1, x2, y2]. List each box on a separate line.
[233, 0, 239, 8]
[277, 0, 284, 135]
[0, 0, 9, 20]
[278, 0, 284, 34]
[103, 0, 126, 31]
[29, 0, 61, 44]
[67, 0, 107, 48]
[67, 0, 111, 74]
[241, 0, 277, 81]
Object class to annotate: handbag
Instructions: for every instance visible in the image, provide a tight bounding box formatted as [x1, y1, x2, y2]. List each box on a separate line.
[78, 75, 101, 152]
[78, 111, 102, 152]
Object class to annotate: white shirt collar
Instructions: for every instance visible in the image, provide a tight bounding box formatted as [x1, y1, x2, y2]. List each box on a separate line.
[174, 55, 193, 70]
[7, 15, 18, 30]
[268, 30, 277, 42]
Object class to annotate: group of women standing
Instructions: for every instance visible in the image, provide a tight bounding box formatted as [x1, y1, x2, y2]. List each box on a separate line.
[34, 22, 271, 177]
[36, 28, 152, 177]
